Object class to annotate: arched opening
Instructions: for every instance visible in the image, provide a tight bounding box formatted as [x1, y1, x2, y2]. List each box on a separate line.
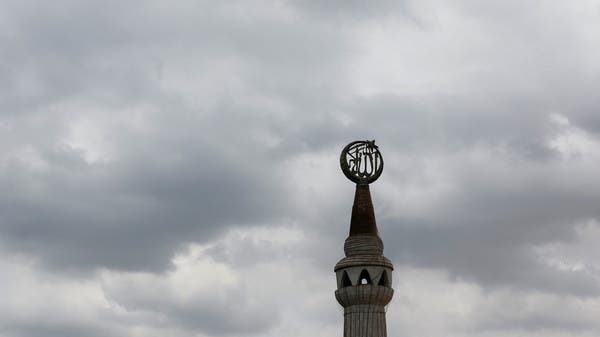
[358, 269, 371, 285]
[342, 271, 352, 287]
[378, 270, 389, 287]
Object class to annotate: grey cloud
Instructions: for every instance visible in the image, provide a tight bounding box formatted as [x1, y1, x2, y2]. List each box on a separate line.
[469, 293, 600, 334]
[388, 225, 600, 296]
[2, 1, 600, 336]
[103, 283, 274, 335]
[290, 0, 419, 26]
[0, 0, 356, 274]
[377, 138, 600, 295]
[0, 135, 293, 272]
[0, 323, 116, 337]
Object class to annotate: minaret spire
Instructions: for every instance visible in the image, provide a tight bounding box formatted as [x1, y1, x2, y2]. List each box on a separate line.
[335, 140, 394, 337]
[349, 184, 378, 235]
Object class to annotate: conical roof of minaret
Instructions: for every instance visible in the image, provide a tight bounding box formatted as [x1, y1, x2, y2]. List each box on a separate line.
[349, 184, 379, 236]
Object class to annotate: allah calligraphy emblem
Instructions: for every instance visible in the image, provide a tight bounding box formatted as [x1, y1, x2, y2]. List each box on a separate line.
[340, 140, 384, 184]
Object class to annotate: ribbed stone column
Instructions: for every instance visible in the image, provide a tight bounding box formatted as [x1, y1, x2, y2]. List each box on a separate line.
[336, 286, 394, 337]
[334, 185, 394, 337]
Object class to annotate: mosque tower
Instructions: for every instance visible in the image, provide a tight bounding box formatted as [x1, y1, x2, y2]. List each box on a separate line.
[335, 140, 394, 337]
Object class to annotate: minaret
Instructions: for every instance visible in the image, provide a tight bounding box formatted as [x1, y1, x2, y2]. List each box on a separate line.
[335, 140, 394, 337]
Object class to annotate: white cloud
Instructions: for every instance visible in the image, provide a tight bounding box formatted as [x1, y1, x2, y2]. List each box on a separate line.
[549, 113, 600, 159]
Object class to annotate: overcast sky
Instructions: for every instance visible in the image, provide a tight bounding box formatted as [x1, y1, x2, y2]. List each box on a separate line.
[2, 1, 600, 336]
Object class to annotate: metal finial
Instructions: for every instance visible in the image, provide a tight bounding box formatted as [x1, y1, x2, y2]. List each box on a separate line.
[340, 140, 384, 185]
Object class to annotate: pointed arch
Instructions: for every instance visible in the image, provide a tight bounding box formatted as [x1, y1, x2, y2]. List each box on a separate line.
[342, 271, 352, 287]
[378, 270, 389, 287]
[358, 269, 371, 285]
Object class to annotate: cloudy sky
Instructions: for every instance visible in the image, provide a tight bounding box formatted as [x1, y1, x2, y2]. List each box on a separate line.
[2, 1, 600, 336]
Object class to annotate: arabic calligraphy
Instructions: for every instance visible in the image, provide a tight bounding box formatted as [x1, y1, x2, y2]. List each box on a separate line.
[340, 140, 383, 184]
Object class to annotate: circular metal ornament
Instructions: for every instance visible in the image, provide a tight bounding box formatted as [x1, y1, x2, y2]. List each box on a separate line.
[340, 140, 383, 184]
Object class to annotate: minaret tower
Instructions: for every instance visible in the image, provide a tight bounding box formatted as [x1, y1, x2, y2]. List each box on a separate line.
[335, 140, 394, 337]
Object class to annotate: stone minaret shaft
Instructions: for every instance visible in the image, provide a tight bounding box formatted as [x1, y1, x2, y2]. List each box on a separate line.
[335, 184, 394, 337]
